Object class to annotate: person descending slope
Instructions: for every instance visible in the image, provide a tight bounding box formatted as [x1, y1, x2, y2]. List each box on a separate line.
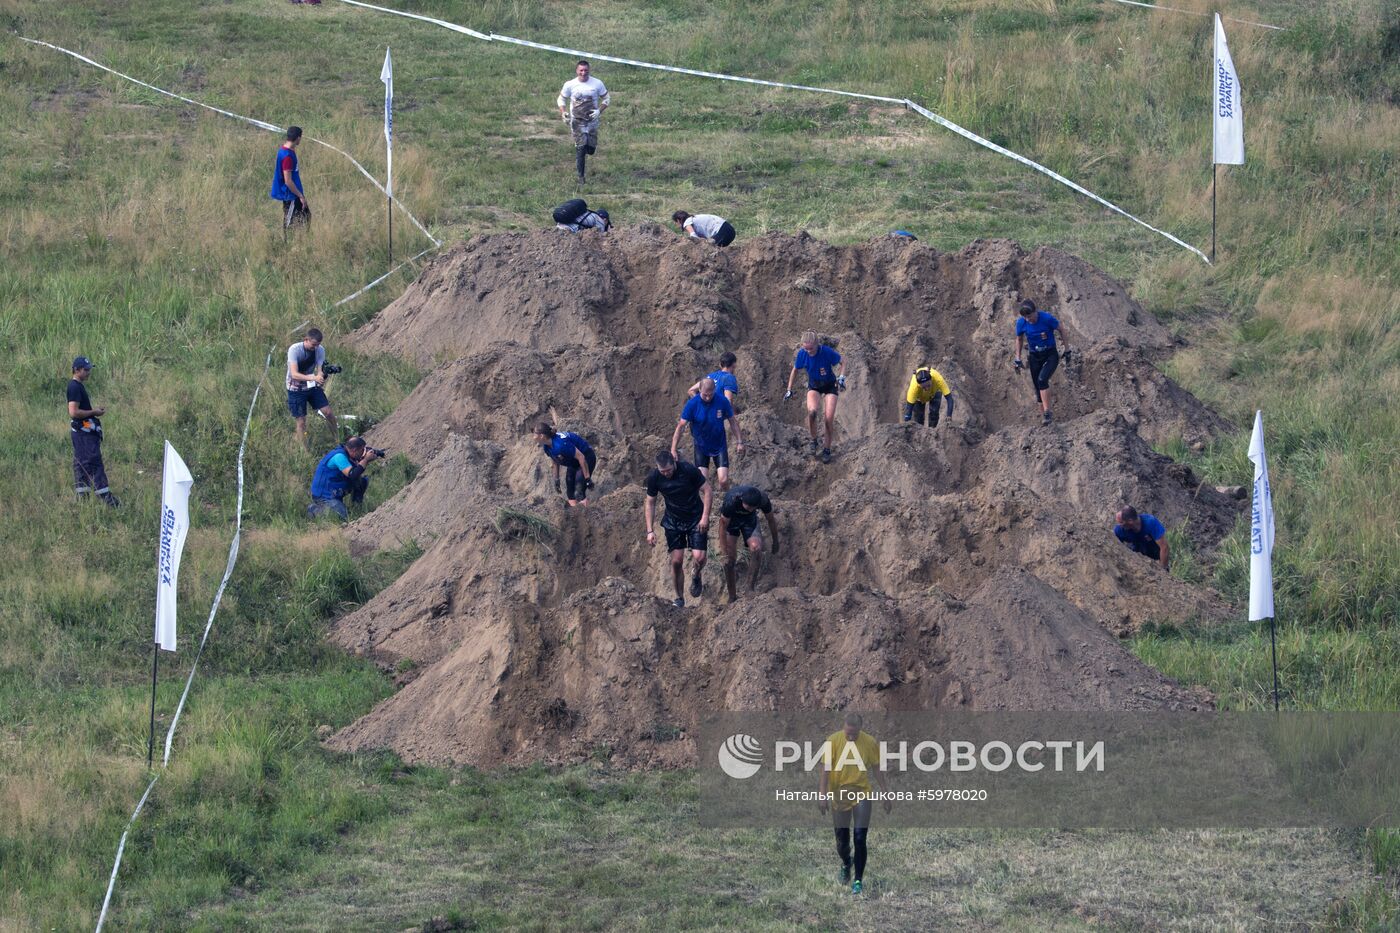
[557, 60, 610, 185]
[903, 365, 954, 428]
[533, 423, 596, 507]
[1012, 298, 1070, 425]
[672, 377, 743, 491]
[718, 484, 780, 602]
[644, 451, 713, 608]
[784, 331, 845, 463]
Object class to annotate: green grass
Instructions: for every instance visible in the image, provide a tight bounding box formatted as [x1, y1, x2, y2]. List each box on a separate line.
[0, 0, 1397, 927]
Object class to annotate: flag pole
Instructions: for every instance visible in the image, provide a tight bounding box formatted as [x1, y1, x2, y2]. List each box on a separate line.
[1211, 164, 1217, 262]
[147, 644, 159, 768]
[1269, 616, 1280, 711]
[388, 194, 393, 265]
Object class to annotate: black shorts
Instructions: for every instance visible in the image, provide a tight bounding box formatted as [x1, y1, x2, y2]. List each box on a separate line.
[695, 446, 730, 471]
[564, 448, 598, 499]
[809, 381, 839, 396]
[713, 221, 736, 247]
[725, 512, 759, 542]
[663, 522, 708, 553]
[1028, 349, 1060, 394]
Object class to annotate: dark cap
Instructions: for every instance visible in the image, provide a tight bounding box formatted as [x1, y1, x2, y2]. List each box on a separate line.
[915, 369, 932, 384]
[72, 356, 94, 371]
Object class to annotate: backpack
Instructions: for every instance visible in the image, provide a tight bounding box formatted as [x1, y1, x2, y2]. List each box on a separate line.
[552, 199, 588, 225]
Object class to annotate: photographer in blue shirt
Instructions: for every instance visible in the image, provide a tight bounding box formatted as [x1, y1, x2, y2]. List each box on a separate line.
[308, 436, 383, 521]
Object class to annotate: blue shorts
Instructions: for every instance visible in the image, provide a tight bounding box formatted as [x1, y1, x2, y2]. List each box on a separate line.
[287, 385, 330, 417]
[695, 446, 730, 471]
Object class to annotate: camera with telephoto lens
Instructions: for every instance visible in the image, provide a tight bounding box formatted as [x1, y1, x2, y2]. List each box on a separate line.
[369, 447, 388, 459]
[322, 363, 343, 376]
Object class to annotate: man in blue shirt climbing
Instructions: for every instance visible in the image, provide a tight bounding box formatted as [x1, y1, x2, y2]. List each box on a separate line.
[687, 351, 740, 408]
[672, 378, 743, 491]
[270, 126, 310, 232]
[784, 331, 846, 463]
[1113, 506, 1171, 571]
[307, 436, 383, 521]
[1012, 299, 1071, 425]
[533, 422, 597, 507]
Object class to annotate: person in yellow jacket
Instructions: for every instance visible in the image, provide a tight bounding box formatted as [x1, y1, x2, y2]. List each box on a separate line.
[817, 713, 892, 894]
[903, 365, 954, 428]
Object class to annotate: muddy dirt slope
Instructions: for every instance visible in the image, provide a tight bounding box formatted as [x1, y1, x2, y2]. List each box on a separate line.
[329, 228, 1236, 767]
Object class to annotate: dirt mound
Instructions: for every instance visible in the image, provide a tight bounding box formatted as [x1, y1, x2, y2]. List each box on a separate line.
[329, 229, 1237, 767]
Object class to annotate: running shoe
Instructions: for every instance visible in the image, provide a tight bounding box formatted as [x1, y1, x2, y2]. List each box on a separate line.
[1043, 410, 1053, 425]
[672, 597, 684, 608]
[810, 437, 820, 455]
[851, 879, 863, 895]
[820, 447, 832, 464]
[840, 864, 852, 885]
[689, 575, 703, 597]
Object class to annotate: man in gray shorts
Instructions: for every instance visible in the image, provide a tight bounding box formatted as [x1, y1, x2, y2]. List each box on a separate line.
[557, 60, 610, 185]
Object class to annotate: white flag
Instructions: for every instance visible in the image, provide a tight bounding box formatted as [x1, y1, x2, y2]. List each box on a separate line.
[380, 47, 393, 197]
[155, 441, 194, 652]
[1247, 411, 1275, 621]
[1213, 14, 1245, 165]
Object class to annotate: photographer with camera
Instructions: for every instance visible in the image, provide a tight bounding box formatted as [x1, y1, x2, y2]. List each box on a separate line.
[307, 435, 384, 521]
[286, 328, 340, 449]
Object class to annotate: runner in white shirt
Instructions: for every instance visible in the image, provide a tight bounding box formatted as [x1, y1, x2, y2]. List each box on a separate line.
[557, 60, 610, 185]
[672, 210, 736, 247]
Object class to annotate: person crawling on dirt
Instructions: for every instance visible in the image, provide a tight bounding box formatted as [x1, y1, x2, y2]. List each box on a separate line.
[308, 436, 382, 521]
[687, 351, 739, 407]
[558, 60, 609, 185]
[818, 712, 892, 896]
[718, 484, 779, 602]
[645, 451, 713, 608]
[784, 331, 845, 464]
[533, 422, 596, 507]
[552, 198, 610, 233]
[270, 126, 310, 233]
[286, 328, 338, 449]
[1114, 506, 1171, 571]
[672, 377, 743, 492]
[671, 211, 736, 247]
[903, 365, 953, 428]
[1012, 298, 1071, 426]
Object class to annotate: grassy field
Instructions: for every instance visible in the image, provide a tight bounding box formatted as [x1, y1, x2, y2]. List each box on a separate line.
[1, 0, 1397, 928]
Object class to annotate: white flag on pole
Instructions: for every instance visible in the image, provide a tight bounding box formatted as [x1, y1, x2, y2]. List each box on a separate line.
[1213, 14, 1245, 165]
[1247, 410, 1275, 621]
[380, 47, 393, 197]
[155, 441, 194, 652]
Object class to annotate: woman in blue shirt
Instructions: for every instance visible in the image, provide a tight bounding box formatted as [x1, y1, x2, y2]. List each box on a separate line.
[784, 331, 846, 464]
[1012, 299, 1071, 425]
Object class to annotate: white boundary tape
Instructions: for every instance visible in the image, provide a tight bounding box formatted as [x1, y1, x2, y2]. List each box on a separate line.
[1106, 0, 1284, 31]
[94, 249, 436, 932]
[330, 1, 1209, 263]
[17, 37, 440, 247]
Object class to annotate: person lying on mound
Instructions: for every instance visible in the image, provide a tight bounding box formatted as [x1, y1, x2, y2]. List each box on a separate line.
[552, 198, 610, 233]
[532, 422, 596, 507]
[671, 210, 735, 247]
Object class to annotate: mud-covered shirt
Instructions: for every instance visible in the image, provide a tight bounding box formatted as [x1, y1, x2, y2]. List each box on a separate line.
[558, 76, 608, 127]
[645, 461, 707, 528]
[720, 485, 772, 521]
[1016, 311, 1061, 353]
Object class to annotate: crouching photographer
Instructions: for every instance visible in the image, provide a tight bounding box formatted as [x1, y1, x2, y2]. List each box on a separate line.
[307, 435, 385, 521]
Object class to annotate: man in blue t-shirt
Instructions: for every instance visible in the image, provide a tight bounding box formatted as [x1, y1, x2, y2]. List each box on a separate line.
[533, 422, 597, 507]
[687, 351, 739, 408]
[307, 436, 382, 521]
[1113, 506, 1170, 571]
[1012, 299, 1071, 425]
[784, 331, 846, 463]
[270, 126, 310, 232]
[671, 378, 743, 491]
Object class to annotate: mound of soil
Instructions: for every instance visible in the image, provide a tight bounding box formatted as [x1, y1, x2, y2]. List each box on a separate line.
[330, 229, 1234, 767]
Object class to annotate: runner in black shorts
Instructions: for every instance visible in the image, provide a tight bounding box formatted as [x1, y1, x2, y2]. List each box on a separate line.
[784, 331, 846, 463]
[1012, 298, 1070, 425]
[719, 484, 780, 602]
[644, 451, 713, 608]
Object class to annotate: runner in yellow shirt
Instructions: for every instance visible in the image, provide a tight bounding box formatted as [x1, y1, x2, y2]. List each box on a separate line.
[903, 365, 953, 428]
[817, 713, 892, 894]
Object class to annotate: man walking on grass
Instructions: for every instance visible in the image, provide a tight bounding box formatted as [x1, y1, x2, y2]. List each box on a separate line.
[672, 377, 743, 492]
[286, 329, 338, 449]
[818, 712, 893, 895]
[784, 331, 845, 463]
[67, 356, 118, 507]
[644, 451, 712, 608]
[718, 484, 779, 602]
[270, 126, 310, 232]
[558, 60, 609, 185]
